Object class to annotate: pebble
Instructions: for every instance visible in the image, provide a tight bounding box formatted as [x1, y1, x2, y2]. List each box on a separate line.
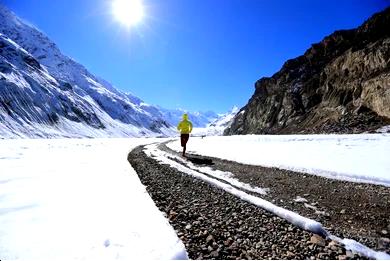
[378, 237, 390, 249]
[206, 235, 214, 244]
[346, 250, 355, 258]
[210, 250, 219, 258]
[310, 234, 326, 247]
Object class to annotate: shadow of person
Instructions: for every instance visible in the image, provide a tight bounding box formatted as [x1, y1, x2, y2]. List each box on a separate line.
[186, 156, 214, 166]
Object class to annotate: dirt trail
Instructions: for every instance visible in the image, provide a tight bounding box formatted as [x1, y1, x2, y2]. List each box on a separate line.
[128, 145, 371, 259]
[160, 142, 390, 254]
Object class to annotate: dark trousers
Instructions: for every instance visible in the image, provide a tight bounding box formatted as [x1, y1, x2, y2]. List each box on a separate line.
[180, 134, 190, 147]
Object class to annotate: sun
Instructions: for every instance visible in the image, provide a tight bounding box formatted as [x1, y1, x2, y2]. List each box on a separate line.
[112, 0, 145, 27]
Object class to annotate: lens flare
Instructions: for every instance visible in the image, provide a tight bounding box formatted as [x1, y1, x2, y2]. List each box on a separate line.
[112, 0, 144, 27]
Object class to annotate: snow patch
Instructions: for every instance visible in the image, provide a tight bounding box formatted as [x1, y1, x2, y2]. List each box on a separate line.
[377, 125, 390, 133]
[294, 196, 308, 203]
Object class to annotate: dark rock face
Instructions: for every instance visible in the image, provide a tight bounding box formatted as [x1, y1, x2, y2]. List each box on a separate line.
[225, 7, 390, 135]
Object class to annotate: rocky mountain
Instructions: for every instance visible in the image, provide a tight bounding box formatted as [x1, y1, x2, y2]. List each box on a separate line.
[0, 5, 220, 138]
[225, 7, 390, 135]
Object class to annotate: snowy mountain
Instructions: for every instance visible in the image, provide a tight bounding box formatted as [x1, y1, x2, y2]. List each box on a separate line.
[192, 106, 239, 136]
[157, 107, 219, 128]
[0, 5, 222, 138]
[0, 5, 177, 138]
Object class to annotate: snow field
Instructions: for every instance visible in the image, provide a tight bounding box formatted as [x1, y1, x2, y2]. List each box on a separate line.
[0, 138, 188, 260]
[167, 134, 390, 186]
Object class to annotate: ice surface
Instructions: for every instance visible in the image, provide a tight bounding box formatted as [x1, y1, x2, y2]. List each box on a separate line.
[0, 138, 188, 260]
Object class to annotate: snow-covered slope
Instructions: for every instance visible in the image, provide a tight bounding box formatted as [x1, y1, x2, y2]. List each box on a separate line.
[0, 5, 177, 138]
[192, 106, 239, 136]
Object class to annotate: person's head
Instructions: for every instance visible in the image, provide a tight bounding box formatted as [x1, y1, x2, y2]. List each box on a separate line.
[183, 113, 188, 120]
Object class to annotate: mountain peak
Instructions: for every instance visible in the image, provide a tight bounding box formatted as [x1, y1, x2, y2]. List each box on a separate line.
[0, 4, 175, 138]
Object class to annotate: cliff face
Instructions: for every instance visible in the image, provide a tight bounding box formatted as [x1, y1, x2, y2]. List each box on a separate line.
[225, 7, 390, 135]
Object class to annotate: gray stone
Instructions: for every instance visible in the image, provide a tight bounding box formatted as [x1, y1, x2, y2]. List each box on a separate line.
[378, 237, 390, 249]
[310, 234, 326, 247]
[286, 251, 295, 258]
[346, 250, 355, 258]
[211, 250, 219, 258]
[259, 227, 267, 232]
[206, 234, 214, 244]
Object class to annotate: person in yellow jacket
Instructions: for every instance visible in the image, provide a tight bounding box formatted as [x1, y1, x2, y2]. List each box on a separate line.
[177, 113, 193, 157]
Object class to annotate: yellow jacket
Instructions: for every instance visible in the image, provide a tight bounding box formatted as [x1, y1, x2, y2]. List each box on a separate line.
[177, 114, 193, 134]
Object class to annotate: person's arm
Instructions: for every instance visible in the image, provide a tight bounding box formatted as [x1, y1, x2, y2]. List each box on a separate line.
[177, 122, 182, 132]
[189, 122, 193, 133]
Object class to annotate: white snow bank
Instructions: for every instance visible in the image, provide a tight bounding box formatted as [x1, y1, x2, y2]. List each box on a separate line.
[165, 150, 268, 195]
[331, 236, 390, 260]
[0, 138, 187, 260]
[167, 134, 390, 186]
[376, 125, 390, 133]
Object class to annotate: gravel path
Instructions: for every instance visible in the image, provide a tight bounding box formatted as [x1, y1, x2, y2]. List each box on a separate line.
[160, 142, 390, 255]
[128, 145, 366, 260]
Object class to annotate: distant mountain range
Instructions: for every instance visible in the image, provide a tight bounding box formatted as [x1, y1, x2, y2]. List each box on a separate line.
[193, 106, 239, 136]
[0, 5, 229, 138]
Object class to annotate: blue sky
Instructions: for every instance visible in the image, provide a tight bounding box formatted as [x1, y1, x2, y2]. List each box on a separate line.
[2, 0, 389, 113]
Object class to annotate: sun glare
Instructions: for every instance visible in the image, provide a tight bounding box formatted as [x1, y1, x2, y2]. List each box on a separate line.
[112, 0, 144, 27]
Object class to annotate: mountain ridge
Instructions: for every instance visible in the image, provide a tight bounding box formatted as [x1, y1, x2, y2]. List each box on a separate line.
[225, 7, 390, 135]
[0, 5, 221, 138]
